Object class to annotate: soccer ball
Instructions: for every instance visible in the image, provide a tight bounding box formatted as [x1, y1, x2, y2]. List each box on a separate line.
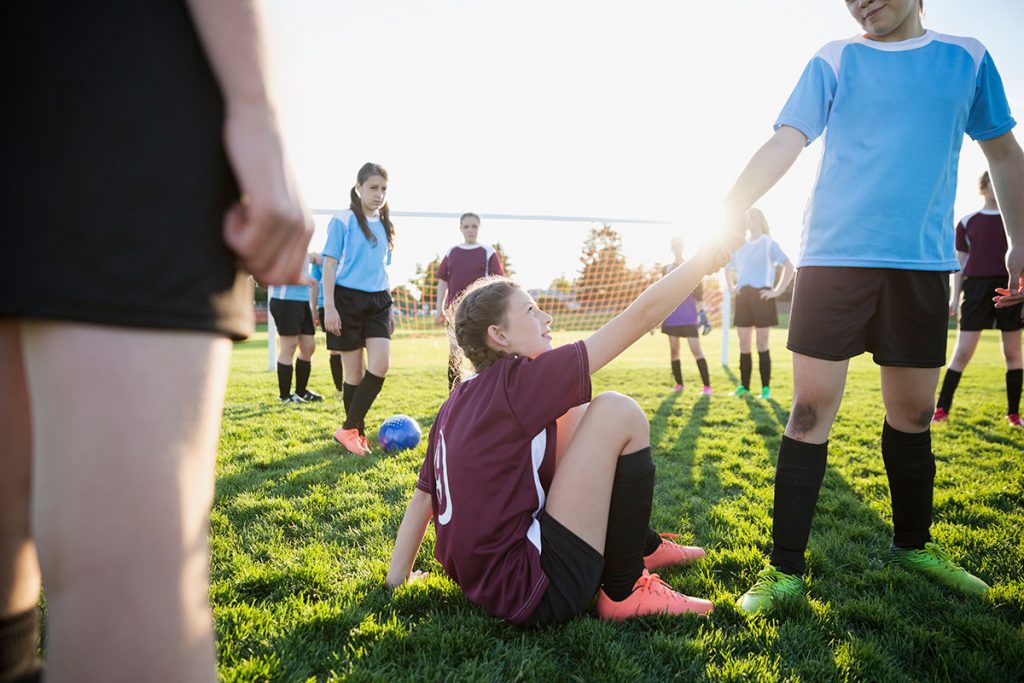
[378, 415, 422, 452]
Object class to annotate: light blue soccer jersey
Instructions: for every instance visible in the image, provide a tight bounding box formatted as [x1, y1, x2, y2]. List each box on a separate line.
[729, 236, 789, 288]
[269, 283, 311, 302]
[309, 259, 325, 308]
[322, 210, 392, 293]
[776, 31, 1015, 270]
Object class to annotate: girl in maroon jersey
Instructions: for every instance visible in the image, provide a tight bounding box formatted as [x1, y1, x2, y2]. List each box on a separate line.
[386, 236, 740, 625]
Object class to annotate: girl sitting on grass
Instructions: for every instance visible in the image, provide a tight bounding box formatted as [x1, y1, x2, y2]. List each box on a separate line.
[386, 236, 739, 625]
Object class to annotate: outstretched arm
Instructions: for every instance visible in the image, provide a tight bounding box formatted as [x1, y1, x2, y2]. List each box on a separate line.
[385, 489, 433, 589]
[722, 126, 807, 224]
[980, 131, 1024, 303]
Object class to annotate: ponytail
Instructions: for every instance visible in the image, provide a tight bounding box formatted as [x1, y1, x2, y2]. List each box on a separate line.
[350, 162, 396, 250]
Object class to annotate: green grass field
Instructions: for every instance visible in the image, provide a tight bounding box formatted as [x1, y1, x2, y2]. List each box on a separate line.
[213, 329, 1024, 682]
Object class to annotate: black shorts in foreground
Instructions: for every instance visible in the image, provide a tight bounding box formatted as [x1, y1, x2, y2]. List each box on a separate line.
[734, 286, 779, 328]
[960, 276, 1023, 331]
[332, 287, 392, 352]
[787, 267, 949, 367]
[0, 2, 250, 340]
[661, 324, 699, 337]
[270, 298, 315, 336]
[522, 513, 604, 628]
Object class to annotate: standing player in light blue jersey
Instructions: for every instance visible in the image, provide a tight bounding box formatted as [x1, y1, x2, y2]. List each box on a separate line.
[716, 0, 1024, 613]
[269, 258, 323, 403]
[309, 251, 346, 396]
[322, 163, 396, 456]
[724, 209, 794, 400]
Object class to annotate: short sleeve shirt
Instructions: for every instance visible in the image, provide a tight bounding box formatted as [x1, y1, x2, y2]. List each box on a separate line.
[729, 236, 788, 289]
[775, 31, 1015, 270]
[416, 341, 592, 623]
[662, 263, 703, 326]
[437, 244, 506, 307]
[309, 259, 325, 308]
[956, 210, 1008, 278]
[322, 210, 392, 293]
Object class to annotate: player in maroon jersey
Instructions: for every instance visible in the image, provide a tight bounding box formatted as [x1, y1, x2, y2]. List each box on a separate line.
[386, 231, 742, 625]
[436, 213, 505, 392]
[934, 171, 1024, 425]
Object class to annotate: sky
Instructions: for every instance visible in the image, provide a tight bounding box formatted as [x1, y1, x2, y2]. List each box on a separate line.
[261, 0, 1024, 292]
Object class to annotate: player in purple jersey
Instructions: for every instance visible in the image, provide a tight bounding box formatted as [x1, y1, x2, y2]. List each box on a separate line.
[934, 172, 1024, 425]
[662, 238, 713, 395]
[436, 213, 506, 392]
[386, 231, 742, 625]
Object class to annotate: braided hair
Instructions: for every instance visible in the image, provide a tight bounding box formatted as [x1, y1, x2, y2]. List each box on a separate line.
[446, 276, 519, 376]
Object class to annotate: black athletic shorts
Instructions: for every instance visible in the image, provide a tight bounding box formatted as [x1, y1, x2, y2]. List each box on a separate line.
[734, 286, 779, 328]
[270, 298, 315, 336]
[0, 3, 250, 340]
[661, 324, 698, 337]
[330, 287, 392, 352]
[787, 267, 949, 367]
[523, 513, 604, 628]
[960, 276, 1023, 332]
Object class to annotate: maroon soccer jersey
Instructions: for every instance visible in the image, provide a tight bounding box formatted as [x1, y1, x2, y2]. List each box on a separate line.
[416, 341, 592, 623]
[437, 244, 506, 307]
[956, 210, 1008, 278]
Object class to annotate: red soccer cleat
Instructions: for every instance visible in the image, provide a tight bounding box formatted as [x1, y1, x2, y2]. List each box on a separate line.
[597, 570, 713, 620]
[931, 407, 948, 423]
[334, 427, 367, 456]
[644, 533, 707, 571]
[1008, 413, 1022, 427]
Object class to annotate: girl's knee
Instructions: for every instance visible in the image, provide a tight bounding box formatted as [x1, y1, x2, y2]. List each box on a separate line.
[591, 392, 648, 439]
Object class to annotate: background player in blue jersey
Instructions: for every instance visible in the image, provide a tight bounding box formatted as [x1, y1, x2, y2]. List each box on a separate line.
[724, 209, 794, 400]
[322, 163, 396, 456]
[718, 0, 1024, 613]
[269, 266, 323, 403]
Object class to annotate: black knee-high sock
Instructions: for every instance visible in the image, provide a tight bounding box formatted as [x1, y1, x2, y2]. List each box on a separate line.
[643, 527, 662, 556]
[0, 607, 42, 682]
[295, 358, 311, 395]
[1006, 369, 1022, 415]
[671, 359, 683, 386]
[936, 368, 961, 411]
[601, 447, 656, 601]
[329, 355, 344, 391]
[696, 358, 710, 387]
[276, 362, 293, 399]
[739, 353, 752, 389]
[770, 436, 828, 576]
[882, 420, 934, 549]
[344, 372, 385, 434]
[343, 382, 357, 415]
[759, 350, 772, 389]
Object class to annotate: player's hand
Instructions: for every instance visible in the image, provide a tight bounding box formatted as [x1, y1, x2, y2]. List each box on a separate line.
[388, 313, 396, 336]
[221, 102, 312, 285]
[408, 570, 429, 584]
[948, 301, 957, 317]
[385, 569, 428, 591]
[311, 307, 320, 329]
[759, 290, 777, 301]
[435, 313, 446, 326]
[324, 307, 342, 335]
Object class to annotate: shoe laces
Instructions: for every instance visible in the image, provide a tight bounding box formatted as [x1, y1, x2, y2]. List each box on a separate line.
[747, 567, 788, 596]
[918, 542, 963, 571]
[634, 572, 684, 602]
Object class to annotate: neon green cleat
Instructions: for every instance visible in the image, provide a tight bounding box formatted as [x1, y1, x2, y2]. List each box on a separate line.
[732, 385, 750, 397]
[889, 542, 990, 597]
[736, 566, 804, 614]
[760, 386, 771, 400]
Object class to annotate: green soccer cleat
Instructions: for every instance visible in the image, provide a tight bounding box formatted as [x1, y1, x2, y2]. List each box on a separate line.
[733, 385, 750, 397]
[889, 542, 990, 597]
[760, 386, 771, 400]
[736, 566, 804, 614]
